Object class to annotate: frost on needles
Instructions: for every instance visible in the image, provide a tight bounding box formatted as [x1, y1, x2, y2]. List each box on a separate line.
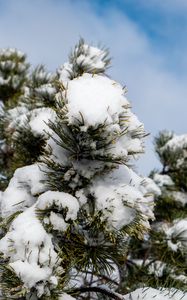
[0, 40, 167, 300]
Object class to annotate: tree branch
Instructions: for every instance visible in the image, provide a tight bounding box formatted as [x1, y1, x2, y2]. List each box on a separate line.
[71, 286, 124, 299]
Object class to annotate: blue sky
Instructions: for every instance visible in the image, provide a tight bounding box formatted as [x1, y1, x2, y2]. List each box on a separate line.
[93, 0, 187, 71]
[0, 0, 186, 174]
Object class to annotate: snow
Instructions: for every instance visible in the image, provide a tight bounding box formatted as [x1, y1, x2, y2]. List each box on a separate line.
[9, 260, 53, 289]
[46, 132, 70, 166]
[0, 164, 47, 217]
[28, 108, 56, 136]
[124, 287, 187, 300]
[75, 189, 88, 206]
[59, 294, 76, 300]
[148, 260, 167, 278]
[9, 106, 71, 167]
[58, 43, 108, 85]
[60, 72, 146, 159]
[66, 73, 128, 127]
[36, 191, 79, 221]
[0, 206, 58, 296]
[58, 62, 73, 85]
[8, 107, 56, 137]
[32, 66, 53, 82]
[34, 83, 56, 96]
[48, 72, 146, 167]
[0, 76, 10, 85]
[171, 274, 187, 284]
[0, 48, 28, 92]
[12, 74, 22, 88]
[169, 191, 187, 206]
[88, 165, 155, 230]
[132, 259, 166, 278]
[7, 106, 28, 123]
[72, 160, 106, 181]
[76, 44, 106, 70]
[0, 60, 27, 73]
[0, 60, 16, 69]
[160, 134, 187, 168]
[163, 134, 187, 151]
[166, 219, 187, 252]
[17, 62, 28, 72]
[141, 177, 161, 196]
[0, 48, 25, 58]
[91, 182, 137, 229]
[154, 174, 174, 187]
[48, 212, 68, 231]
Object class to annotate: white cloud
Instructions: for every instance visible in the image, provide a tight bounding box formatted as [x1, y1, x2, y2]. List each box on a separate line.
[0, 0, 186, 174]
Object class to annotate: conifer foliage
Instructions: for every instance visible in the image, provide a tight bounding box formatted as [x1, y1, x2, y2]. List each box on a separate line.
[0, 51, 57, 190]
[152, 132, 187, 289]
[0, 41, 185, 300]
[0, 48, 29, 106]
[0, 48, 29, 189]
[125, 131, 187, 297]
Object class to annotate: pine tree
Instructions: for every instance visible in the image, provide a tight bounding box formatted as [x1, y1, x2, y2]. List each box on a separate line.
[152, 132, 187, 289]
[0, 48, 30, 189]
[0, 40, 161, 300]
[0, 48, 29, 107]
[0, 52, 57, 190]
[7, 64, 57, 178]
[0, 41, 185, 300]
[125, 131, 187, 297]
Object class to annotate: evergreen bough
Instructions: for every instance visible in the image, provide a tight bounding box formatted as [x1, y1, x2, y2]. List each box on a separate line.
[0, 41, 185, 300]
[125, 131, 187, 297]
[0, 51, 57, 189]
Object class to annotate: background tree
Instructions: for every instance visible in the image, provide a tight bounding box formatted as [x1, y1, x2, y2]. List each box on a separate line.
[125, 131, 187, 295]
[0, 51, 56, 189]
[0, 48, 30, 189]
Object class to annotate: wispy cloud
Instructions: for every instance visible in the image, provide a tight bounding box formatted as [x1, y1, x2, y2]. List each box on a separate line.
[0, 0, 186, 174]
